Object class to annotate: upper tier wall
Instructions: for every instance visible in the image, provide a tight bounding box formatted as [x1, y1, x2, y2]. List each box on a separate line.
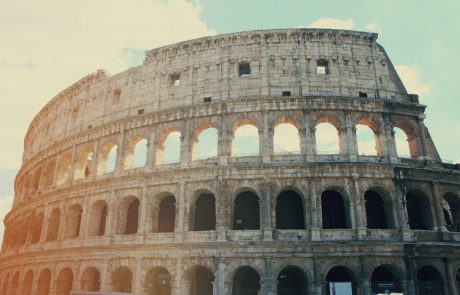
[23, 29, 408, 161]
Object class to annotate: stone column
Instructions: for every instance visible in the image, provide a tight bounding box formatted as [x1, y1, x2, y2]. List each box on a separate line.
[146, 127, 156, 169]
[133, 257, 142, 294]
[263, 178, 273, 241]
[80, 197, 90, 238]
[416, 114, 429, 159]
[138, 186, 147, 235]
[215, 257, 226, 295]
[174, 181, 186, 241]
[114, 129, 127, 174]
[309, 178, 321, 241]
[180, 121, 190, 169]
[105, 190, 116, 236]
[304, 112, 316, 162]
[262, 111, 271, 163]
[67, 144, 77, 184]
[404, 255, 417, 295]
[216, 178, 227, 241]
[443, 257, 458, 295]
[218, 114, 229, 166]
[395, 180, 412, 241]
[382, 113, 398, 163]
[352, 175, 367, 240]
[40, 205, 51, 242]
[360, 256, 371, 295]
[312, 257, 322, 295]
[89, 139, 100, 178]
[100, 261, 111, 291]
[344, 111, 358, 161]
[431, 181, 447, 231]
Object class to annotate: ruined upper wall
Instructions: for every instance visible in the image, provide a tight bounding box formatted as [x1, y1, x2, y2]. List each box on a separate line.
[23, 28, 410, 162]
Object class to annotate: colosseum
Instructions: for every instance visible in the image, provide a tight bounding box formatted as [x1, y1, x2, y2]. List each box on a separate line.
[1, 28, 460, 295]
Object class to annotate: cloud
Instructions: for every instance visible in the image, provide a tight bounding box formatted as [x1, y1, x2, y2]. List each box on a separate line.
[274, 124, 301, 153]
[365, 22, 383, 35]
[456, 158, 460, 164]
[306, 18, 355, 30]
[395, 65, 432, 98]
[0, 0, 215, 170]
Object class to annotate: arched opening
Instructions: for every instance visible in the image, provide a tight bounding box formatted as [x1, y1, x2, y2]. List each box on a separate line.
[11, 271, 19, 295]
[74, 150, 93, 180]
[56, 151, 72, 185]
[232, 266, 260, 295]
[158, 195, 176, 233]
[405, 190, 434, 230]
[190, 266, 214, 295]
[321, 190, 349, 229]
[112, 266, 133, 293]
[81, 267, 100, 291]
[356, 123, 378, 155]
[232, 123, 259, 156]
[31, 168, 42, 194]
[276, 190, 305, 229]
[144, 267, 171, 295]
[64, 204, 82, 239]
[45, 208, 61, 241]
[365, 191, 388, 229]
[30, 213, 43, 244]
[315, 122, 340, 154]
[42, 159, 56, 188]
[371, 265, 403, 294]
[325, 266, 356, 295]
[22, 270, 34, 295]
[191, 193, 216, 231]
[194, 127, 218, 160]
[277, 266, 307, 295]
[125, 198, 140, 235]
[1, 273, 9, 294]
[124, 137, 148, 169]
[97, 142, 117, 174]
[37, 269, 51, 295]
[443, 193, 460, 232]
[273, 122, 300, 154]
[87, 200, 108, 236]
[157, 131, 181, 165]
[416, 265, 444, 295]
[55, 268, 73, 295]
[233, 191, 260, 230]
[393, 120, 419, 158]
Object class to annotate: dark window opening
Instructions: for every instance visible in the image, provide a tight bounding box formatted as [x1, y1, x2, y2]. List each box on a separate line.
[443, 193, 460, 232]
[282, 91, 291, 97]
[233, 192, 260, 230]
[417, 266, 444, 295]
[170, 73, 181, 87]
[125, 199, 139, 235]
[359, 92, 368, 98]
[405, 191, 433, 230]
[193, 194, 216, 231]
[138, 109, 144, 115]
[203, 97, 212, 102]
[112, 267, 132, 293]
[316, 59, 329, 75]
[371, 266, 402, 294]
[277, 267, 307, 295]
[365, 191, 387, 229]
[145, 268, 171, 295]
[81, 267, 100, 291]
[158, 196, 176, 233]
[326, 266, 356, 295]
[98, 204, 107, 236]
[239, 63, 251, 77]
[276, 191, 305, 229]
[190, 267, 213, 295]
[321, 191, 348, 229]
[233, 267, 260, 295]
[113, 89, 121, 103]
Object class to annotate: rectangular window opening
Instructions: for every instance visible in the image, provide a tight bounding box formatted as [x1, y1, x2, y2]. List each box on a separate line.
[170, 73, 181, 87]
[359, 92, 368, 98]
[203, 97, 212, 103]
[316, 59, 329, 75]
[239, 62, 251, 77]
[137, 109, 144, 115]
[113, 89, 121, 102]
[282, 91, 291, 97]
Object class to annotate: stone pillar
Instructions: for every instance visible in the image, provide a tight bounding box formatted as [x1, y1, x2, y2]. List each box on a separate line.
[404, 255, 417, 295]
[80, 197, 90, 238]
[261, 258, 274, 295]
[352, 175, 367, 241]
[416, 114, 429, 159]
[180, 122, 190, 169]
[312, 257, 322, 295]
[52, 153, 62, 187]
[215, 257, 226, 295]
[89, 139, 100, 178]
[382, 113, 398, 163]
[395, 180, 412, 241]
[67, 144, 77, 184]
[344, 111, 358, 161]
[443, 257, 458, 295]
[105, 190, 116, 236]
[360, 257, 371, 295]
[40, 205, 51, 242]
[138, 186, 147, 235]
[263, 178, 273, 241]
[146, 127, 156, 169]
[304, 112, 316, 162]
[100, 261, 111, 291]
[218, 114, 229, 166]
[175, 181, 186, 241]
[216, 178, 227, 241]
[133, 257, 142, 294]
[115, 129, 127, 174]
[310, 178, 321, 241]
[431, 181, 447, 231]
[262, 111, 271, 163]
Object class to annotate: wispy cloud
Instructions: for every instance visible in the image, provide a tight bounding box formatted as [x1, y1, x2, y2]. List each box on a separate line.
[395, 65, 432, 98]
[306, 17, 355, 30]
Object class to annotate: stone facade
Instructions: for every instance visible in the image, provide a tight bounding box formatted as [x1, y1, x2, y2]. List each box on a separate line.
[1, 28, 460, 295]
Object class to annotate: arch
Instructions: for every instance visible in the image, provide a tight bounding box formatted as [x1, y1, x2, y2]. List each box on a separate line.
[193, 127, 218, 160]
[233, 191, 260, 230]
[74, 149, 93, 180]
[30, 212, 44, 244]
[56, 151, 72, 185]
[157, 131, 181, 165]
[158, 195, 176, 233]
[87, 200, 108, 236]
[273, 122, 301, 154]
[190, 266, 214, 295]
[393, 119, 420, 158]
[124, 198, 140, 235]
[81, 267, 100, 291]
[55, 268, 73, 295]
[356, 123, 378, 155]
[370, 265, 403, 294]
[144, 267, 171, 295]
[232, 266, 260, 295]
[442, 192, 460, 232]
[321, 190, 349, 229]
[416, 265, 445, 295]
[277, 266, 308, 295]
[37, 268, 51, 295]
[325, 266, 357, 295]
[22, 270, 34, 295]
[97, 141, 118, 174]
[191, 193, 216, 231]
[276, 190, 305, 229]
[365, 190, 389, 229]
[11, 271, 19, 295]
[232, 122, 259, 156]
[315, 121, 340, 155]
[64, 203, 83, 239]
[124, 136, 148, 169]
[45, 208, 61, 241]
[405, 189, 434, 230]
[111, 266, 133, 293]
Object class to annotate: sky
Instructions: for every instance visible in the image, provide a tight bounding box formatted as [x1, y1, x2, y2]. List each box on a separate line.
[0, 0, 459, 244]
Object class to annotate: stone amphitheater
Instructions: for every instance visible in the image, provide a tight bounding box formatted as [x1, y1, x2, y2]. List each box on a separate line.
[1, 28, 460, 295]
